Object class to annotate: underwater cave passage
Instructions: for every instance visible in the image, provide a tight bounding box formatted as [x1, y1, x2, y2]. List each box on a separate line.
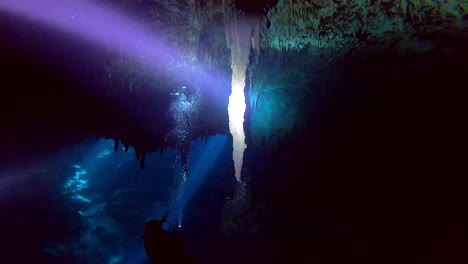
[0, 0, 467, 263]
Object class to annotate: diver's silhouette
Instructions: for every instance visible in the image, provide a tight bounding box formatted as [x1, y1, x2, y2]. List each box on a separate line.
[143, 212, 183, 264]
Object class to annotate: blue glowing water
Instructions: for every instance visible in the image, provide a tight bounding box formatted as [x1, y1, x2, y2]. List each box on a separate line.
[171, 134, 228, 228]
[0, 135, 232, 263]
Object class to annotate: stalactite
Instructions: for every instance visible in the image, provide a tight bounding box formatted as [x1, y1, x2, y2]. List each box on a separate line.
[225, 2, 262, 182]
[135, 149, 141, 160]
[114, 138, 120, 151]
[140, 153, 146, 169]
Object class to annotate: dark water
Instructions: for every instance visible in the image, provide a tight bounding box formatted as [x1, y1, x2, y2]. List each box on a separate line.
[1, 6, 467, 264]
[2, 48, 467, 264]
[0, 136, 235, 264]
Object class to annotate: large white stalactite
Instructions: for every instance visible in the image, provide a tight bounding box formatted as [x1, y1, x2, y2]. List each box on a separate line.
[226, 11, 261, 182]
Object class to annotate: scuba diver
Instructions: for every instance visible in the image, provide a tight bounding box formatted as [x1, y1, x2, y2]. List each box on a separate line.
[170, 85, 199, 104]
[169, 86, 189, 102]
[143, 211, 184, 264]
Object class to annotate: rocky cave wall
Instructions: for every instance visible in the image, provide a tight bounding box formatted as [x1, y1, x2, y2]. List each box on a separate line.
[1, 0, 466, 165]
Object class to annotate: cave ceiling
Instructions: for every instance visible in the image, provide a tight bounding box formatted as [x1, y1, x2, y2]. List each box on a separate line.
[1, 0, 466, 166]
[106, 0, 467, 154]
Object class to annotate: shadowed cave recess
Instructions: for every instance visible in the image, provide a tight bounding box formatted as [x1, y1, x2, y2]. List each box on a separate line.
[0, 0, 467, 263]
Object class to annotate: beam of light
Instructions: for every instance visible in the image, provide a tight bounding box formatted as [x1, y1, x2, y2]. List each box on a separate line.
[0, 0, 254, 182]
[0, 0, 226, 92]
[0, 0, 171, 68]
[173, 134, 227, 227]
[178, 204, 183, 228]
[226, 14, 261, 182]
